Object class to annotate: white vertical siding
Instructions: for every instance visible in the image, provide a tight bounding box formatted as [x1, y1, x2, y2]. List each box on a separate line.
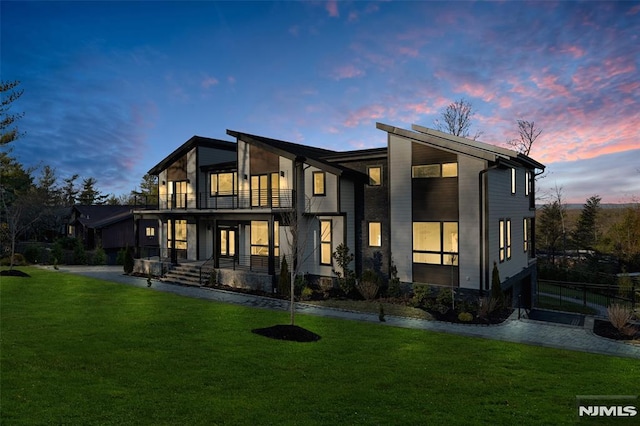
[458, 156, 484, 290]
[388, 134, 413, 282]
[305, 166, 338, 213]
[340, 178, 356, 256]
[237, 140, 250, 194]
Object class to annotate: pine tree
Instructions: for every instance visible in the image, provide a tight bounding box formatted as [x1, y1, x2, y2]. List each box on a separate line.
[572, 195, 601, 250]
[77, 177, 108, 205]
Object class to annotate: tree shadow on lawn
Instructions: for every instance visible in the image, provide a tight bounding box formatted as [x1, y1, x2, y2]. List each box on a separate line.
[252, 324, 321, 342]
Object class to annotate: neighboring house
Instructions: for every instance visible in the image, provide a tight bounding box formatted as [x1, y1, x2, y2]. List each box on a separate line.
[68, 205, 159, 263]
[135, 124, 544, 306]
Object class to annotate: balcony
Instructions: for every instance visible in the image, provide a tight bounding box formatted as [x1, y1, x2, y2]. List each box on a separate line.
[158, 189, 294, 211]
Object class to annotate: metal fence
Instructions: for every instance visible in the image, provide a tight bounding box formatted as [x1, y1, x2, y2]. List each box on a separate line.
[537, 279, 637, 314]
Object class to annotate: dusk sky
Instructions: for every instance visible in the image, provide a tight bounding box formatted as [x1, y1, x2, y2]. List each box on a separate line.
[2, 1, 639, 204]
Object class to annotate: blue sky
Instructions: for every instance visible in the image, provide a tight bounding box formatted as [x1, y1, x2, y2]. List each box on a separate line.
[2, 1, 639, 203]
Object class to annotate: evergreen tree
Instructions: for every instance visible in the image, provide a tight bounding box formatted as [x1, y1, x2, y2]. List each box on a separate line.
[77, 177, 108, 205]
[572, 195, 601, 250]
[538, 200, 566, 263]
[1, 80, 24, 146]
[62, 174, 79, 206]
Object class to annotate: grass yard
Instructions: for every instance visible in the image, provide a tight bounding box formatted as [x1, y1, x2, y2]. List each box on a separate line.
[1, 268, 638, 425]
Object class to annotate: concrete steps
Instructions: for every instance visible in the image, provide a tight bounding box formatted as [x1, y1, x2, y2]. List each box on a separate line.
[161, 263, 204, 286]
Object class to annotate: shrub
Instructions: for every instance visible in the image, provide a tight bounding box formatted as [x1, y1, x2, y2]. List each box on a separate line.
[116, 248, 126, 266]
[607, 303, 633, 331]
[332, 244, 356, 295]
[1, 253, 27, 266]
[294, 274, 306, 296]
[208, 269, 217, 287]
[301, 286, 313, 301]
[491, 261, 503, 304]
[278, 257, 290, 296]
[123, 247, 134, 274]
[92, 246, 107, 265]
[379, 303, 386, 322]
[73, 243, 87, 265]
[24, 245, 42, 264]
[357, 269, 381, 300]
[51, 243, 63, 265]
[458, 312, 473, 322]
[436, 287, 453, 307]
[478, 297, 498, 320]
[387, 258, 402, 298]
[411, 283, 430, 307]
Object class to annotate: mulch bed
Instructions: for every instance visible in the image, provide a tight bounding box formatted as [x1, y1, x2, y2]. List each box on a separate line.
[593, 319, 640, 341]
[252, 325, 321, 342]
[426, 307, 513, 325]
[0, 269, 31, 277]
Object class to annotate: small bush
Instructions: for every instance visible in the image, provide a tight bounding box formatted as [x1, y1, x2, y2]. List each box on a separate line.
[458, 312, 473, 322]
[357, 269, 381, 300]
[123, 247, 134, 274]
[387, 258, 402, 298]
[478, 297, 498, 320]
[92, 247, 107, 265]
[436, 287, 453, 307]
[411, 283, 430, 306]
[73, 243, 87, 265]
[607, 303, 633, 331]
[208, 269, 217, 286]
[301, 286, 313, 301]
[278, 257, 290, 296]
[51, 243, 63, 265]
[1, 253, 27, 266]
[116, 248, 126, 266]
[23, 245, 42, 264]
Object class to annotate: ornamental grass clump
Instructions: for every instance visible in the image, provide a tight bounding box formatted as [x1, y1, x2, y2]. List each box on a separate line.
[607, 303, 635, 335]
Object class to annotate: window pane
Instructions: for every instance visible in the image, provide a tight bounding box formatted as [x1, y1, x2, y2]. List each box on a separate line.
[443, 254, 459, 265]
[320, 220, 331, 243]
[175, 220, 186, 240]
[413, 222, 440, 251]
[369, 222, 381, 246]
[251, 221, 268, 245]
[511, 168, 516, 194]
[442, 163, 458, 177]
[413, 252, 441, 264]
[220, 230, 228, 255]
[218, 173, 234, 194]
[412, 164, 440, 178]
[251, 176, 260, 206]
[443, 222, 458, 253]
[314, 172, 325, 195]
[260, 175, 268, 206]
[228, 230, 235, 256]
[210, 174, 218, 195]
[368, 166, 381, 185]
[271, 173, 279, 207]
[321, 243, 332, 264]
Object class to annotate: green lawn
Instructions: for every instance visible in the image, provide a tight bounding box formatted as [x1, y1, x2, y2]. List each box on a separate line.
[2, 268, 637, 425]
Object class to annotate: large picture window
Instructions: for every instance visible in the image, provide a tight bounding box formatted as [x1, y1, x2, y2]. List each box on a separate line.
[412, 222, 458, 265]
[210, 172, 237, 196]
[168, 220, 187, 250]
[251, 173, 279, 207]
[320, 220, 332, 265]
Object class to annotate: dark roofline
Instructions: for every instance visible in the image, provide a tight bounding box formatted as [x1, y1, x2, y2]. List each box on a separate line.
[148, 135, 236, 175]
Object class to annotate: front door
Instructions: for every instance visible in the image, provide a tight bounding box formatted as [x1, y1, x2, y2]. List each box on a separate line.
[220, 228, 236, 258]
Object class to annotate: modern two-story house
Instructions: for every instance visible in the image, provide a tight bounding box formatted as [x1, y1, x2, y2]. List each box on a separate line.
[134, 123, 544, 306]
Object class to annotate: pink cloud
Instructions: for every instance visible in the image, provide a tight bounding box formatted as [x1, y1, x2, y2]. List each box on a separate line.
[627, 4, 640, 15]
[454, 82, 496, 102]
[330, 64, 365, 80]
[344, 104, 386, 127]
[326, 0, 339, 18]
[552, 44, 585, 59]
[398, 46, 419, 57]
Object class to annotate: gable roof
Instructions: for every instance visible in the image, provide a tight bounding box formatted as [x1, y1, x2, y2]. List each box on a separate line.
[377, 122, 545, 170]
[148, 135, 236, 175]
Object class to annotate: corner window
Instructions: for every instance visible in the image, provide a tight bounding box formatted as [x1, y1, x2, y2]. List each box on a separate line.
[412, 222, 458, 265]
[313, 171, 326, 196]
[367, 166, 382, 186]
[368, 222, 381, 247]
[320, 220, 332, 264]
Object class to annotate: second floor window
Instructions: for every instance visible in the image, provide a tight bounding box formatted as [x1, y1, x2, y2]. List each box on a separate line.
[369, 222, 381, 247]
[412, 162, 458, 178]
[210, 172, 237, 196]
[368, 166, 382, 186]
[313, 171, 326, 196]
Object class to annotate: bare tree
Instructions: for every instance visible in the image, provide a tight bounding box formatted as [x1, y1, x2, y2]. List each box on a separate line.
[1, 187, 46, 270]
[508, 120, 542, 156]
[434, 98, 482, 140]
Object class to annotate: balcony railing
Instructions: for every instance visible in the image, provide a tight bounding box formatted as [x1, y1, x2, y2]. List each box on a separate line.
[158, 189, 294, 210]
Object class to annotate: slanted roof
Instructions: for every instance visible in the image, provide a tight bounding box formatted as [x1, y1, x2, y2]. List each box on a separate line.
[227, 129, 354, 177]
[377, 122, 545, 170]
[148, 135, 236, 175]
[71, 205, 134, 229]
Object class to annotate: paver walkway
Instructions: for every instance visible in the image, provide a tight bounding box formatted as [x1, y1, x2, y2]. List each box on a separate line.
[49, 265, 640, 359]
